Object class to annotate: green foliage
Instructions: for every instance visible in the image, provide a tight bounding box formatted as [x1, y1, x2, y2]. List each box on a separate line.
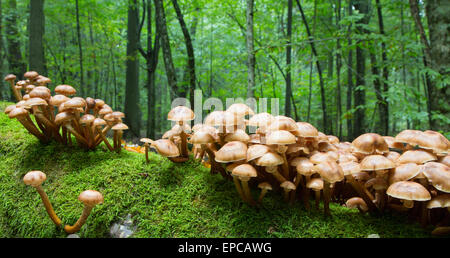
[0, 101, 436, 238]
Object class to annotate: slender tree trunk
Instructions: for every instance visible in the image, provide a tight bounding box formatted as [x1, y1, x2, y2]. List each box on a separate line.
[154, 0, 178, 99]
[346, 1, 354, 140]
[172, 0, 197, 111]
[375, 0, 389, 135]
[75, 0, 85, 97]
[295, 0, 329, 133]
[353, 0, 370, 137]
[124, 0, 142, 138]
[246, 0, 255, 99]
[335, 0, 342, 139]
[29, 0, 45, 75]
[0, 0, 4, 100]
[369, 50, 384, 134]
[285, 0, 293, 117]
[5, 0, 26, 85]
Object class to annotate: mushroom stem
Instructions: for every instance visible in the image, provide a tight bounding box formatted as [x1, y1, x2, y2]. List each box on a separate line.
[64, 205, 94, 234]
[203, 145, 229, 179]
[346, 175, 378, 212]
[323, 181, 331, 216]
[144, 144, 150, 163]
[179, 124, 189, 158]
[95, 127, 114, 151]
[266, 166, 287, 183]
[16, 117, 48, 142]
[232, 176, 247, 203]
[116, 130, 123, 153]
[8, 80, 21, 101]
[257, 189, 269, 203]
[34, 185, 62, 227]
[314, 190, 321, 210]
[64, 122, 89, 147]
[240, 178, 256, 206]
[290, 174, 303, 203]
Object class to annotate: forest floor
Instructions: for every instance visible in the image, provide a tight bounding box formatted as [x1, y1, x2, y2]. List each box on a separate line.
[0, 101, 438, 238]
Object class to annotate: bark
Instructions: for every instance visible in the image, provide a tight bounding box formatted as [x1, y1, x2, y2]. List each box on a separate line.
[124, 0, 142, 138]
[295, 0, 329, 133]
[154, 0, 178, 99]
[75, 0, 84, 97]
[375, 0, 389, 135]
[353, 0, 370, 137]
[171, 0, 197, 110]
[285, 0, 293, 117]
[29, 0, 46, 75]
[246, 0, 255, 99]
[335, 0, 342, 139]
[5, 0, 26, 84]
[346, 1, 354, 140]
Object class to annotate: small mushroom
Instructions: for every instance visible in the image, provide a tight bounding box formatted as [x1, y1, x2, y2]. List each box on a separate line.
[64, 190, 104, 234]
[232, 164, 258, 206]
[23, 171, 62, 226]
[280, 181, 296, 203]
[345, 197, 368, 214]
[257, 182, 272, 204]
[307, 178, 323, 210]
[140, 138, 153, 163]
[111, 123, 129, 153]
[386, 181, 431, 209]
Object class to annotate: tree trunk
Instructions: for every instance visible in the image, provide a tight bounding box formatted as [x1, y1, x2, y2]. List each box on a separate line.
[5, 0, 26, 86]
[335, 0, 342, 139]
[29, 0, 46, 75]
[154, 0, 178, 99]
[75, 0, 85, 97]
[246, 0, 255, 99]
[172, 0, 197, 111]
[346, 1, 354, 140]
[353, 0, 370, 137]
[295, 0, 329, 133]
[124, 0, 142, 138]
[285, 0, 293, 117]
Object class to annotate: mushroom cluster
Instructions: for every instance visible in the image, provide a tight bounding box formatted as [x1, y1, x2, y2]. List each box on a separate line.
[23, 170, 103, 234]
[141, 103, 450, 231]
[4, 72, 127, 151]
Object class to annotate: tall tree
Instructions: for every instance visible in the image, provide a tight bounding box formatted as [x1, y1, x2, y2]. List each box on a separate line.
[5, 0, 26, 84]
[154, 0, 178, 99]
[335, 0, 342, 139]
[75, 0, 84, 97]
[124, 0, 142, 137]
[245, 0, 255, 99]
[295, 0, 330, 134]
[171, 0, 197, 109]
[29, 0, 46, 74]
[285, 0, 293, 117]
[138, 0, 160, 139]
[353, 0, 370, 137]
[346, 0, 354, 140]
[409, 0, 449, 132]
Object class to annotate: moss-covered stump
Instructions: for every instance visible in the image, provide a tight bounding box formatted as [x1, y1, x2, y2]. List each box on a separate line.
[0, 101, 435, 238]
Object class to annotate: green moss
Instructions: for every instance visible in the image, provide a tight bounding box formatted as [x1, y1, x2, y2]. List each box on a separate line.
[0, 101, 437, 238]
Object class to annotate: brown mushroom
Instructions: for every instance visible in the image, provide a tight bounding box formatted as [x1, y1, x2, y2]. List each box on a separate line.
[232, 164, 258, 206]
[257, 182, 273, 204]
[64, 190, 104, 234]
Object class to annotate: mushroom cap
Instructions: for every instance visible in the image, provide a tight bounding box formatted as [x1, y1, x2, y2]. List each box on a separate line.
[36, 76, 51, 85]
[254, 151, 284, 167]
[55, 112, 74, 125]
[85, 97, 96, 109]
[140, 138, 153, 144]
[24, 71, 39, 79]
[395, 129, 422, 146]
[226, 161, 246, 172]
[80, 114, 96, 125]
[23, 171, 46, 187]
[150, 139, 180, 157]
[89, 118, 104, 127]
[94, 99, 105, 109]
[189, 131, 215, 145]
[224, 129, 250, 143]
[313, 161, 344, 183]
[389, 163, 421, 184]
[295, 158, 315, 176]
[4, 74, 16, 81]
[248, 112, 274, 127]
[24, 97, 48, 108]
[98, 106, 113, 115]
[440, 155, 450, 167]
[421, 162, 450, 193]
[247, 144, 271, 162]
[29, 88, 51, 100]
[268, 117, 298, 132]
[327, 135, 340, 144]
[383, 136, 404, 150]
[386, 181, 431, 201]
[232, 164, 258, 178]
[64, 97, 86, 109]
[307, 178, 324, 190]
[340, 161, 361, 176]
[360, 155, 395, 171]
[266, 130, 296, 145]
[396, 150, 437, 165]
[345, 197, 368, 212]
[226, 103, 255, 117]
[280, 181, 296, 191]
[49, 94, 70, 106]
[55, 84, 77, 96]
[258, 182, 272, 190]
[8, 107, 29, 119]
[384, 151, 401, 162]
[171, 123, 191, 135]
[351, 133, 389, 155]
[112, 123, 129, 131]
[309, 152, 337, 164]
[167, 105, 194, 122]
[415, 130, 449, 155]
[365, 177, 388, 191]
[215, 141, 248, 163]
[78, 190, 104, 206]
[427, 194, 450, 209]
[4, 105, 16, 114]
[204, 111, 233, 127]
[338, 152, 358, 164]
[292, 122, 319, 138]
